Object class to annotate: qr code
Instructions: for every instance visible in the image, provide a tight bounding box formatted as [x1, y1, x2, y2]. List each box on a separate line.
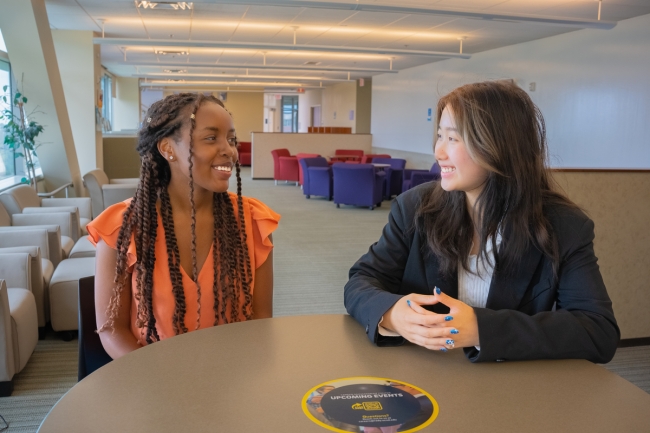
[363, 402, 383, 411]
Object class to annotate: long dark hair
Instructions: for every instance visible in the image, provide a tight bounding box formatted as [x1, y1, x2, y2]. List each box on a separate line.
[416, 81, 576, 279]
[100, 93, 253, 343]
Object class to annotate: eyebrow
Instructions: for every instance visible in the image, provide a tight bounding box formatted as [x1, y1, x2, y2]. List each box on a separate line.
[201, 126, 236, 133]
[437, 126, 458, 131]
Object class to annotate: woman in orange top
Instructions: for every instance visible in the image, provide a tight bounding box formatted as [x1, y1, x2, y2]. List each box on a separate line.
[88, 93, 280, 359]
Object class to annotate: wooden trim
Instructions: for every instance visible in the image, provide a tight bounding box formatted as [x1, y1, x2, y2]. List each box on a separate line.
[552, 168, 650, 173]
[617, 337, 650, 348]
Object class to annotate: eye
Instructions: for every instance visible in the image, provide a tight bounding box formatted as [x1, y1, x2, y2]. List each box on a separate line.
[205, 135, 216, 141]
[228, 137, 237, 146]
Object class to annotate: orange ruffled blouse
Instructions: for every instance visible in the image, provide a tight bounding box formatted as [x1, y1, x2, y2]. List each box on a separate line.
[87, 193, 280, 345]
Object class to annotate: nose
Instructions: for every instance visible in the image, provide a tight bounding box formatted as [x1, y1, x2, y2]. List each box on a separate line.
[434, 138, 447, 161]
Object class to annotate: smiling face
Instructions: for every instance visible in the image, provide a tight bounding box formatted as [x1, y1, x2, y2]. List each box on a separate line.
[159, 101, 238, 194]
[434, 105, 489, 206]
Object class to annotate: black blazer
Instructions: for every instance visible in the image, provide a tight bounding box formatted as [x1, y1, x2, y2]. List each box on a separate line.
[344, 183, 619, 363]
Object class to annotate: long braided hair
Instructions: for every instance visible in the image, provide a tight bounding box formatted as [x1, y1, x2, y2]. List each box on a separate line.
[99, 93, 253, 344]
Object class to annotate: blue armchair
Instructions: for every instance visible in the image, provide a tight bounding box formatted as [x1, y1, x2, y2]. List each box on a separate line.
[402, 162, 441, 193]
[299, 157, 332, 200]
[373, 158, 406, 200]
[332, 163, 385, 210]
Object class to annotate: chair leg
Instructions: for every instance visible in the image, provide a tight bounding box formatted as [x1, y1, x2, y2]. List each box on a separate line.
[369, 206, 375, 210]
[306, 195, 311, 199]
[336, 203, 340, 208]
[275, 180, 278, 185]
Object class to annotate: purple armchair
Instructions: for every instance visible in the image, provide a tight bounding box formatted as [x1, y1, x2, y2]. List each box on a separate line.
[373, 157, 406, 200]
[332, 163, 385, 210]
[299, 157, 332, 200]
[402, 163, 441, 193]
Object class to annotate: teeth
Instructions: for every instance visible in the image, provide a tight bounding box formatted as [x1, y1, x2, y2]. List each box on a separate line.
[214, 166, 232, 172]
[441, 166, 455, 173]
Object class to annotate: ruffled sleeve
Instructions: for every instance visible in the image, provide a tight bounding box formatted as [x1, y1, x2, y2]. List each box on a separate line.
[246, 196, 280, 268]
[86, 199, 137, 270]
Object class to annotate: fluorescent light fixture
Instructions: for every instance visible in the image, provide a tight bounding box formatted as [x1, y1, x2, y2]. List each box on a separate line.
[96, 38, 471, 59]
[163, 69, 187, 73]
[136, 2, 193, 10]
[154, 50, 189, 55]
[109, 61, 398, 74]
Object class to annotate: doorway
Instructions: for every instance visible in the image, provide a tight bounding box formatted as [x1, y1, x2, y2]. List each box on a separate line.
[310, 105, 322, 127]
[281, 95, 298, 132]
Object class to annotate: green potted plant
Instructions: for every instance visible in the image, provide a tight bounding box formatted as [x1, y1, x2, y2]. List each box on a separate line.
[1, 85, 43, 190]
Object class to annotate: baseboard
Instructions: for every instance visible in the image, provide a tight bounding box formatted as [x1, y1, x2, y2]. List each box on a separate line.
[617, 337, 650, 348]
[0, 379, 14, 397]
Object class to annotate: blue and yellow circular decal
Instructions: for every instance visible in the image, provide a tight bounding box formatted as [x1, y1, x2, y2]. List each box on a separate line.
[302, 377, 439, 432]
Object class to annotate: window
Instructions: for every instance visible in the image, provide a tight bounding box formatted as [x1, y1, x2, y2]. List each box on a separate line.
[0, 32, 13, 183]
[100, 74, 113, 132]
[281, 95, 298, 133]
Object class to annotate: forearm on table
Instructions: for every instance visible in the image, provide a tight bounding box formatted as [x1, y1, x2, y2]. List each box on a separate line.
[469, 307, 619, 363]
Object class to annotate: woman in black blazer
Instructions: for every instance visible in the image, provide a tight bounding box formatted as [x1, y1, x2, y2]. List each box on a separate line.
[344, 81, 619, 363]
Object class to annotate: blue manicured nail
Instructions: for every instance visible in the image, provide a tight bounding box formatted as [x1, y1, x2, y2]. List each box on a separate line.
[444, 316, 453, 321]
[440, 347, 447, 352]
[451, 329, 459, 334]
[435, 287, 442, 295]
[406, 299, 411, 307]
[446, 339, 454, 345]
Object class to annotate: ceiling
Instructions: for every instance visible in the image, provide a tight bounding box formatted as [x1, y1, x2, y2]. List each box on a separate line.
[44, 0, 650, 91]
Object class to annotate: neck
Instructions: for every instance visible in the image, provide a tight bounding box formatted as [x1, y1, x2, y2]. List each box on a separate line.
[167, 178, 213, 212]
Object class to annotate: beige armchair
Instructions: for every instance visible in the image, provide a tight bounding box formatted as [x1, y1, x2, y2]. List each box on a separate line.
[0, 184, 92, 238]
[0, 264, 39, 396]
[83, 169, 138, 219]
[1, 200, 68, 265]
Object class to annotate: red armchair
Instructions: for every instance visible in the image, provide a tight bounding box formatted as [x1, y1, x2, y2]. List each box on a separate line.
[238, 141, 251, 166]
[271, 149, 299, 185]
[330, 149, 365, 163]
[345, 154, 392, 164]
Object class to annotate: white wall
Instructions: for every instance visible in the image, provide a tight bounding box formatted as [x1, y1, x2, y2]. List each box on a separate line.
[372, 13, 650, 169]
[113, 77, 140, 132]
[298, 89, 322, 132]
[322, 81, 357, 132]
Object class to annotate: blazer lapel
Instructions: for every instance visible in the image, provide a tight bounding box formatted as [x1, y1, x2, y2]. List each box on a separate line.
[486, 240, 543, 310]
[423, 250, 458, 299]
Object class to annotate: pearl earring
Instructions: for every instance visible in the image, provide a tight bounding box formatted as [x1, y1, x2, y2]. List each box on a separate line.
[169, 156, 174, 161]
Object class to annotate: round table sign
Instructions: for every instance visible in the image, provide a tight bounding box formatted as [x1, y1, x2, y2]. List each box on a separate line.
[302, 377, 438, 432]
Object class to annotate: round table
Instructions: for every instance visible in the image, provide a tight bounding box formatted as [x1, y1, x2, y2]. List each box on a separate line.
[38, 315, 650, 432]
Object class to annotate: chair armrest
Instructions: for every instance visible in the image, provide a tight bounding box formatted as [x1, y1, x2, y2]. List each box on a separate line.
[109, 178, 139, 184]
[402, 169, 428, 181]
[42, 197, 92, 220]
[411, 172, 440, 183]
[0, 230, 48, 261]
[1, 224, 61, 266]
[102, 184, 137, 210]
[0, 279, 16, 382]
[0, 253, 31, 294]
[37, 182, 73, 198]
[14, 211, 74, 241]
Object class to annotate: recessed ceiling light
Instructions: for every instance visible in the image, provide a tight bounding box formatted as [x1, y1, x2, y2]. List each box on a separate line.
[136, 2, 193, 10]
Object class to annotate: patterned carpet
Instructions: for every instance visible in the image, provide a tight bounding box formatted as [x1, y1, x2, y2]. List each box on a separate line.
[1, 168, 648, 432]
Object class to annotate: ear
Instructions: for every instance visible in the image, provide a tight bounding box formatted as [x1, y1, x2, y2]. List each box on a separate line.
[157, 137, 175, 162]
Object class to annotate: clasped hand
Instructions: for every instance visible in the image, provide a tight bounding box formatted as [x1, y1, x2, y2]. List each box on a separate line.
[381, 288, 479, 351]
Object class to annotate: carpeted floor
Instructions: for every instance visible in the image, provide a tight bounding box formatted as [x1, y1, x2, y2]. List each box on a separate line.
[1, 168, 648, 432]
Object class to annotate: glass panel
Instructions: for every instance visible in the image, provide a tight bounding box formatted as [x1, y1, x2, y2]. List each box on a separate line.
[0, 59, 13, 181]
[0, 28, 6, 53]
[281, 95, 299, 133]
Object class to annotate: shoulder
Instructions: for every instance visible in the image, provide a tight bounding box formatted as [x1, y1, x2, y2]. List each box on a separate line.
[227, 192, 281, 224]
[544, 201, 594, 253]
[86, 198, 133, 248]
[394, 182, 436, 218]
